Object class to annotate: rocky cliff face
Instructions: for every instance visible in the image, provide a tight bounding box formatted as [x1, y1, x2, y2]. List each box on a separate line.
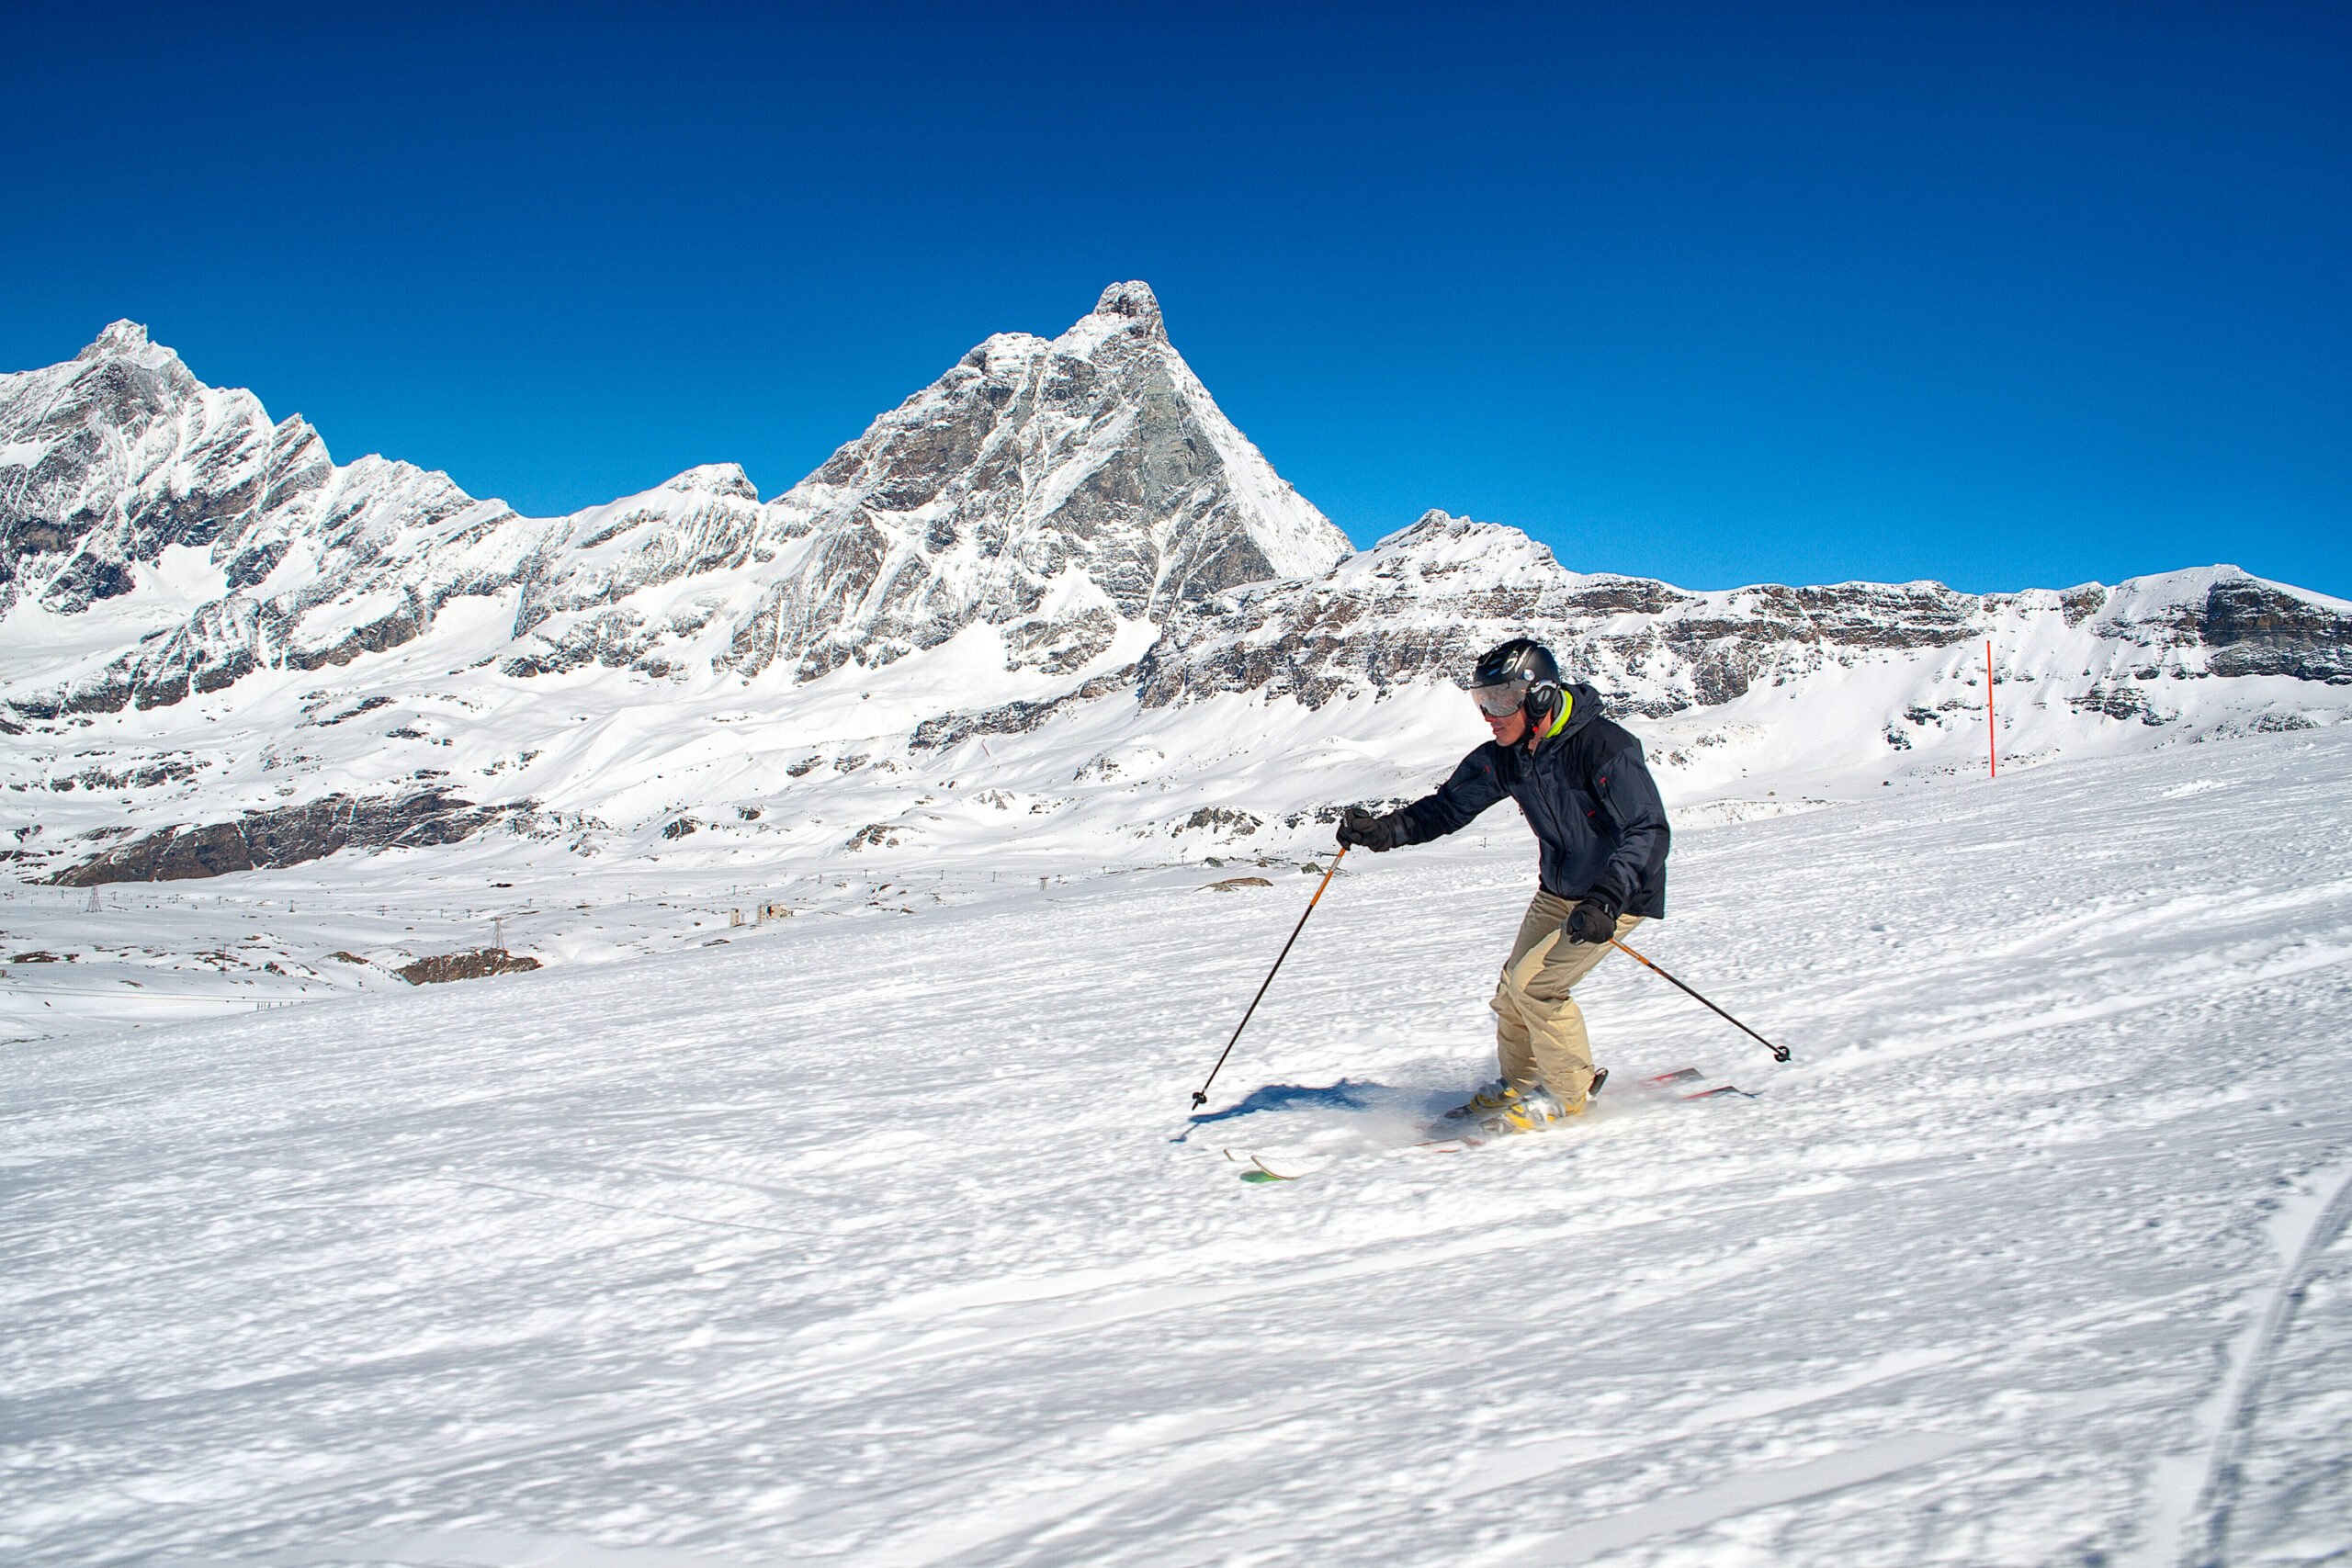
[1120, 510, 2351, 722]
[2, 321, 301, 616]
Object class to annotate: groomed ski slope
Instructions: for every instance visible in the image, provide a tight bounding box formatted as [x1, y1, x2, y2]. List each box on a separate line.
[6, 728, 2351, 1567]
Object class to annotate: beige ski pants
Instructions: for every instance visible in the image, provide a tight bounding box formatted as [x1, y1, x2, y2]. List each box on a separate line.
[1490, 891, 1644, 1105]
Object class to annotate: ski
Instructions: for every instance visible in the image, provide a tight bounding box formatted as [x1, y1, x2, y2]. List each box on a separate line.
[1222, 1147, 1312, 1181]
[1408, 1129, 1500, 1154]
[1646, 1066, 1757, 1098]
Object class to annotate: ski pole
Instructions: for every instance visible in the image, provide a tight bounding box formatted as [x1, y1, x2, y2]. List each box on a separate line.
[1191, 845, 1350, 1107]
[1608, 937, 1792, 1063]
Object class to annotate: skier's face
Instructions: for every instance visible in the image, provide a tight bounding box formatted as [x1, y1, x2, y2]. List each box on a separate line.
[1481, 700, 1530, 746]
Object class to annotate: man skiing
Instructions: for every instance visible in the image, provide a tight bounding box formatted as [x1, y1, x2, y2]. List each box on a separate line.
[1335, 639, 1669, 1134]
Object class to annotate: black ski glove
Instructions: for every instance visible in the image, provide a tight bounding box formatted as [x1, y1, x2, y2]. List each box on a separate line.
[1336, 806, 1401, 852]
[1564, 893, 1621, 945]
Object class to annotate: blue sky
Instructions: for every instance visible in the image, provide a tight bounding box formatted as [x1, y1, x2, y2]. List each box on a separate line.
[4, 2, 2345, 597]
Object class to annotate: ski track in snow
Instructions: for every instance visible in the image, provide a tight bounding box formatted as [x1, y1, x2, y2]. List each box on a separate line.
[5, 729, 2352, 1567]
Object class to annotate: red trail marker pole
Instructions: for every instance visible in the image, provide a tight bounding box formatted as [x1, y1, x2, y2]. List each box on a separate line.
[1986, 640, 1997, 778]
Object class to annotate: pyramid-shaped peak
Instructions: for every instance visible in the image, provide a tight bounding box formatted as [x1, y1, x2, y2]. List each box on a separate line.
[78, 320, 154, 361]
[1091, 281, 1164, 342]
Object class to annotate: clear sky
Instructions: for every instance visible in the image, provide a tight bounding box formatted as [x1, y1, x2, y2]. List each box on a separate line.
[4, 2, 2345, 597]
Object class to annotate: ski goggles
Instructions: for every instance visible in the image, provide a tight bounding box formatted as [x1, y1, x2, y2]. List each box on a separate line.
[1470, 684, 1526, 717]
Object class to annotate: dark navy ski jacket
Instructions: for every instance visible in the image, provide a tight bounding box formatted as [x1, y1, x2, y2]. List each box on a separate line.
[1393, 682, 1669, 917]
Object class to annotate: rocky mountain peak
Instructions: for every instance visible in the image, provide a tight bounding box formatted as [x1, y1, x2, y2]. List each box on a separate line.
[77, 320, 158, 361]
[1091, 281, 1165, 342]
[1375, 509, 1557, 561]
[661, 463, 760, 501]
[4, 321, 250, 616]
[714, 283, 1351, 682]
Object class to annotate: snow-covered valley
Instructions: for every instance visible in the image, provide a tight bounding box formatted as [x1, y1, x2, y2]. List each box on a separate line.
[6, 725, 2351, 1566]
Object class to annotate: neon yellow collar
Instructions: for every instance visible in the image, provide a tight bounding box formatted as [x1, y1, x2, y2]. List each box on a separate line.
[1541, 689, 1573, 740]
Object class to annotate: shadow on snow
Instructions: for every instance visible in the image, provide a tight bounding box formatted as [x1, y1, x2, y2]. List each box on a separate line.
[1183, 1078, 1400, 1128]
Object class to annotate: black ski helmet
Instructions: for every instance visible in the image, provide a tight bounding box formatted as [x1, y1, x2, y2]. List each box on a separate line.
[1468, 638, 1566, 731]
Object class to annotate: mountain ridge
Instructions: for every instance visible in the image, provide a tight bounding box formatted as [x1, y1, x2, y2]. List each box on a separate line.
[5, 287, 2350, 888]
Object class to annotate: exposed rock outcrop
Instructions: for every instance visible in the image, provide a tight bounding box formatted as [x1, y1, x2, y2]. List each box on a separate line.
[397, 948, 543, 985]
[2199, 579, 2352, 683]
[51, 790, 526, 885]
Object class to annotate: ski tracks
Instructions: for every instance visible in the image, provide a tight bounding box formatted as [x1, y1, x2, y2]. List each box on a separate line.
[2164, 1160, 2352, 1568]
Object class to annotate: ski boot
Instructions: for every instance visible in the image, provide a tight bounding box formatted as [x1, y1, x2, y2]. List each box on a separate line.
[1445, 1067, 1608, 1122]
[1479, 1080, 1587, 1135]
[1443, 1077, 1530, 1121]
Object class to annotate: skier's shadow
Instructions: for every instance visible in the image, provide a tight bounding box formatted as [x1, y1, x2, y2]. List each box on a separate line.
[1182, 1078, 1395, 1129]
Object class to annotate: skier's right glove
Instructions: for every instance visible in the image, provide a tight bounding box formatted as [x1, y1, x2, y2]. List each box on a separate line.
[1565, 893, 1622, 945]
[1336, 806, 1401, 852]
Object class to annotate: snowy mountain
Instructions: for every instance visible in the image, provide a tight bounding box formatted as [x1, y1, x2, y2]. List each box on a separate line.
[0, 283, 1346, 717]
[1137, 508, 2352, 713]
[4, 289, 2350, 894]
[718, 279, 1348, 685]
[1120, 511, 2352, 809]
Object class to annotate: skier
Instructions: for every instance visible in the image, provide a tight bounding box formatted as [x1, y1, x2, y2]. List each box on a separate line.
[1335, 639, 1669, 1133]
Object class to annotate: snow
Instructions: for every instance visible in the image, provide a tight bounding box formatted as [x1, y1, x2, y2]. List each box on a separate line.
[6, 725, 2350, 1565]
[2098, 565, 2352, 620]
[0, 550, 230, 669]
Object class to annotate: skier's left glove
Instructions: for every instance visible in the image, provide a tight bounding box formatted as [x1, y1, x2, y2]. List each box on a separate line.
[1564, 893, 1621, 945]
[1336, 806, 1401, 852]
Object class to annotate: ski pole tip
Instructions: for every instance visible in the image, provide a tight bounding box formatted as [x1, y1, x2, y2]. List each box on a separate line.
[1191, 1090, 1207, 1107]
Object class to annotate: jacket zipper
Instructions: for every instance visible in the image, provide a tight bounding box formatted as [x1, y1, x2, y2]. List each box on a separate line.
[1516, 740, 1576, 887]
